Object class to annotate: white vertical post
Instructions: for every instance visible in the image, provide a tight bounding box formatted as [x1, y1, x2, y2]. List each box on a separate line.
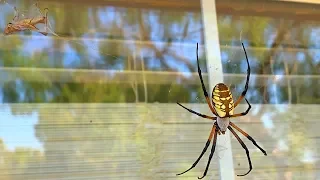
[200, 0, 235, 179]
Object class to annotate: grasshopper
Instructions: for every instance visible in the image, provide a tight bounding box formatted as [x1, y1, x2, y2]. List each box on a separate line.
[3, 2, 121, 61]
[4, 3, 48, 36]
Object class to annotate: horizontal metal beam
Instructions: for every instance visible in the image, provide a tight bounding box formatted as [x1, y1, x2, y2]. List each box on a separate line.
[41, 0, 320, 21]
[2, 34, 319, 57]
[0, 67, 318, 86]
[44, 0, 200, 12]
[280, 0, 320, 4]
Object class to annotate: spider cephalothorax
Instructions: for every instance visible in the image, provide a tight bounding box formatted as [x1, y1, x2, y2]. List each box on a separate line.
[176, 43, 267, 179]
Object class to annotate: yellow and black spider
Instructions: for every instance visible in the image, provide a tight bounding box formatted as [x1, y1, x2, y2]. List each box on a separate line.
[176, 43, 267, 179]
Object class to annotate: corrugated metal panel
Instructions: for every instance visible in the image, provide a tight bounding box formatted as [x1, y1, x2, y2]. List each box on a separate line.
[0, 103, 319, 179]
[0, 67, 318, 86]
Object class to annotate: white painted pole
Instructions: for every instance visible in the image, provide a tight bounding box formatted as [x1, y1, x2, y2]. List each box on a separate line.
[200, 0, 235, 179]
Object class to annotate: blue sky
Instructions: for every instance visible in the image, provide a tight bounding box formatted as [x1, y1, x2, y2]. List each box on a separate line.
[0, 105, 43, 151]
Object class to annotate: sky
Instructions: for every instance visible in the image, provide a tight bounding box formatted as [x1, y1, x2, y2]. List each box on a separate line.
[0, 105, 43, 151]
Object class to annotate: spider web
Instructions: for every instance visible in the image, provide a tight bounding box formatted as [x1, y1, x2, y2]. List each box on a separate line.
[214, 135, 229, 160]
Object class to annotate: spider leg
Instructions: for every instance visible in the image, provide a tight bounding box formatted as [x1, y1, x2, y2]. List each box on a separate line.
[228, 126, 252, 176]
[196, 43, 220, 117]
[177, 125, 217, 176]
[177, 102, 216, 120]
[229, 98, 251, 118]
[197, 125, 218, 179]
[234, 42, 250, 108]
[230, 122, 267, 156]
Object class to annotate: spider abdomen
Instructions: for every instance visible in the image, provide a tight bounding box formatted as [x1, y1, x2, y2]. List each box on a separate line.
[211, 83, 234, 117]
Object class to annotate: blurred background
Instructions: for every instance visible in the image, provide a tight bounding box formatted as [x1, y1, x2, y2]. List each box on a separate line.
[0, 0, 319, 179]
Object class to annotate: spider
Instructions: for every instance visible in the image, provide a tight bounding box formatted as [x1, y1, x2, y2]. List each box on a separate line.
[176, 43, 267, 179]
